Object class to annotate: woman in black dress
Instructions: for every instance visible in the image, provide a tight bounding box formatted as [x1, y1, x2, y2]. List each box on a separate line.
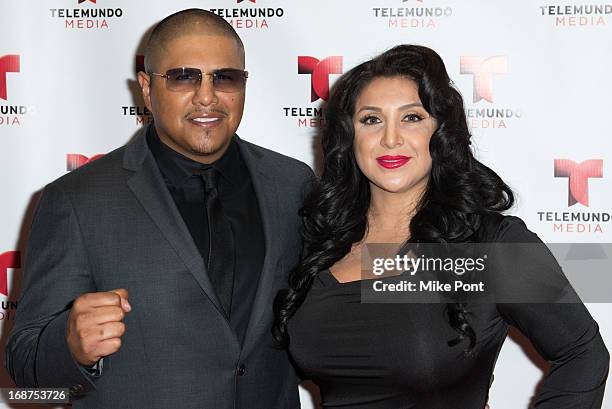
[273, 45, 609, 408]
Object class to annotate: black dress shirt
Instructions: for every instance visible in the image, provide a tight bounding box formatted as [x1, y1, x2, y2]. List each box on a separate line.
[147, 125, 265, 345]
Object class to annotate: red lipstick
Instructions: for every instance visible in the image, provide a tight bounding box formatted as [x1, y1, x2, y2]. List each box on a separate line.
[376, 155, 411, 169]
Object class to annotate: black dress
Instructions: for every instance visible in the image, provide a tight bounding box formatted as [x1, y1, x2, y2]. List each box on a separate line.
[287, 216, 609, 409]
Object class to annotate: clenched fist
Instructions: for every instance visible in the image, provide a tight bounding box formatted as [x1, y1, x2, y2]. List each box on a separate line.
[67, 288, 131, 366]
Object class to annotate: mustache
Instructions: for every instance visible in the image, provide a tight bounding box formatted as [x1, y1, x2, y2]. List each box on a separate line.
[186, 108, 228, 118]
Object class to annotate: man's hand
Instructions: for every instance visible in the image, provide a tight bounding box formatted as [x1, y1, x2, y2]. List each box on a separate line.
[67, 289, 131, 366]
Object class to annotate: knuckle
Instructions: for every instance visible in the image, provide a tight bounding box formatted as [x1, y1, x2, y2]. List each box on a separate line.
[111, 338, 122, 350]
[72, 297, 84, 310]
[75, 312, 89, 328]
[77, 328, 89, 342]
[114, 307, 125, 320]
[81, 341, 94, 356]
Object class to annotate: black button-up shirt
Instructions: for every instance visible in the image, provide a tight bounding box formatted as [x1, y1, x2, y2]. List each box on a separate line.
[147, 125, 265, 345]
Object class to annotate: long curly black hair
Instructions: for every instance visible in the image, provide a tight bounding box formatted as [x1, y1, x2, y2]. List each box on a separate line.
[273, 45, 514, 355]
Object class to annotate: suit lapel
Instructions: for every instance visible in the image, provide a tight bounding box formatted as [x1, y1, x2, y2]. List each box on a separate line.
[123, 127, 230, 324]
[237, 138, 283, 355]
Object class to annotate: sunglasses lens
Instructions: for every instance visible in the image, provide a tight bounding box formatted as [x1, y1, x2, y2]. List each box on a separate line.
[166, 68, 201, 91]
[213, 69, 247, 92]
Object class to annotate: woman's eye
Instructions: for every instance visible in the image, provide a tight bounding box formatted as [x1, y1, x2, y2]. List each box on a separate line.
[403, 113, 424, 122]
[359, 116, 381, 125]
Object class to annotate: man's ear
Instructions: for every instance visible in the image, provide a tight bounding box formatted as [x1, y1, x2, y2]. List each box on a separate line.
[137, 71, 152, 111]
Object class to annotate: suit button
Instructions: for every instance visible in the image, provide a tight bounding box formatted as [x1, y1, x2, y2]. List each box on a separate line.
[69, 384, 84, 397]
[237, 364, 246, 376]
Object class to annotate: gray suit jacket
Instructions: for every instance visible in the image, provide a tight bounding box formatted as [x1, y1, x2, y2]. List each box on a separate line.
[5, 126, 313, 409]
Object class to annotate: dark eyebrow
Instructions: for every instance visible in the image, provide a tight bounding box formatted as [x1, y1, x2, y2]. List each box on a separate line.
[355, 103, 424, 114]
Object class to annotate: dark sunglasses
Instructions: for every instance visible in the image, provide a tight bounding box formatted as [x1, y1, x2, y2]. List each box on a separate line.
[148, 67, 248, 93]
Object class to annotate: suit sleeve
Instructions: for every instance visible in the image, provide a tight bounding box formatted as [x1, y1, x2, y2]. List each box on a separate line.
[292, 162, 316, 385]
[494, 217, 609, 408]
[5, 183, 100, 395]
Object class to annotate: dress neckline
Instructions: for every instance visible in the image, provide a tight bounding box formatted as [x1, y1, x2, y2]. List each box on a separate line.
[320, 270, 361, 285]
[320, 269, 402, 286]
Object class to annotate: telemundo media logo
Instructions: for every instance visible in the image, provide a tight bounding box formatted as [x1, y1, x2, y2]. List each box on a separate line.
[554, 159, 603, 207]
[298, 56, 343, 102]
[460, 54, 521, 130]
[0, 251, 20, 321]
[49, 0, 125, 30]
[0, 54, 32, 126]
[372, 0, 453, 29]
[0, 55, 19, 102]
[121, 55, 152, 126]
[537, 159, 608, 234]
[460, 56, 507, 104]
[539, 4, 610, 27]
[66, 154, 105, 172]
[0, 251, 20, 298]
[209, 0, 284, 30]
[282, 56, 344, 128]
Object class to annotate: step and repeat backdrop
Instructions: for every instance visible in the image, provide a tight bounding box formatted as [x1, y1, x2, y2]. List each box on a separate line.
[1, 0, 611, 408]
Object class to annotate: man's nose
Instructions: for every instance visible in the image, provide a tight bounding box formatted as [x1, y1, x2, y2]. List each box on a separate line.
[192, 75, 218, 106]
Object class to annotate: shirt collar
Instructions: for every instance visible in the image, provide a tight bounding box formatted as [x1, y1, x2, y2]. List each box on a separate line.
[146, 124, 241, 189]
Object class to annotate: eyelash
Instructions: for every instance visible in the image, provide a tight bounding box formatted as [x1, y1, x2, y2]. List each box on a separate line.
[359, 113, 424, 125]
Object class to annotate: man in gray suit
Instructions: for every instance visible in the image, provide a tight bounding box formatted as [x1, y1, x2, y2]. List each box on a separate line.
[6, 9, 311, 409]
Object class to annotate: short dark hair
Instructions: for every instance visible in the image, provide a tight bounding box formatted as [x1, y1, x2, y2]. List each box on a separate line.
[143, 8, 245, 73]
